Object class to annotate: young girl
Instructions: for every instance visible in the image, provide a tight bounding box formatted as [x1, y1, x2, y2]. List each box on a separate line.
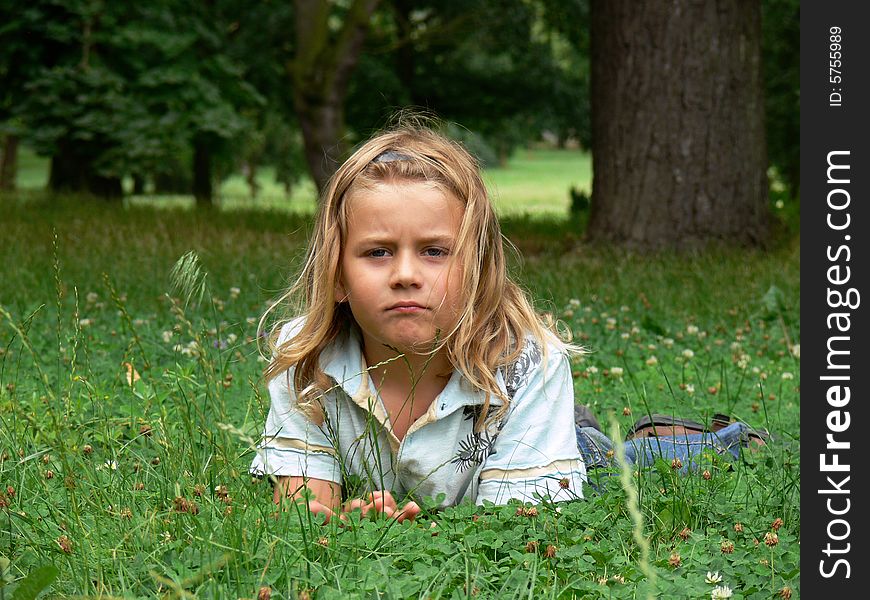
[251, 124, 767, 522]
[251, 125, 585, 521]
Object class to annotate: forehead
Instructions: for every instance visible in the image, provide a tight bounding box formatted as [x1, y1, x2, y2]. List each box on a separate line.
[343, 181, 464, 233]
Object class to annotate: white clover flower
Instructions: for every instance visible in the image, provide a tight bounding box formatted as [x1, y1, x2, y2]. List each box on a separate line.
[752, 366, 761, 374]
[610, 367, 624, 378]
[133, 319, 147, 327]
[246, 317, 257, 325]
[569, 298, 581, 307]
[687, 325, 699, 335]
[647, 343, 657, 350]
[173, 344, 184, 353]
[730, 341, 741, 351]
[606, 317, 617, 330]
[227, 333, 238, 344]
[102, 460, 118, 471]
[631, 326, 640, 334]
[78, 318, 94, 327]
[775, 199, 784, 209]
[563, 309, 574, 318]
[620, 332, 630, 340]
[737, 354, 750, 370]
[685, 384, 695, 395]
[705, 571, 723, 585]
[620, 305, 630, 312]
[86, 292, 99, 303]
[682, 349, 695, 359]
[584, 306, 592, 313]
[790, 344, 800, 359]
[162, 330, 173, 343]
[663, 338, 674, 348]
[229, 287, 241, 298]
[781, 372, 794, 380]
[161, 531, 172, 543]
[710, 584, 733, 599]
[586, 366, 599, 374]
[645, 356, 658, 366]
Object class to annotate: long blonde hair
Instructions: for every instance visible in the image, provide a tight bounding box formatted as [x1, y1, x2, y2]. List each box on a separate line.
[262, 122, 578, 430]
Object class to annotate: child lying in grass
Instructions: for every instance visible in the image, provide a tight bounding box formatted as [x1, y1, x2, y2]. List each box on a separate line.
[250, 122, 766, 523]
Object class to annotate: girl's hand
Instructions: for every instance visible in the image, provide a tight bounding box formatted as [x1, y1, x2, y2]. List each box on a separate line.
[343, 490, 420, 523]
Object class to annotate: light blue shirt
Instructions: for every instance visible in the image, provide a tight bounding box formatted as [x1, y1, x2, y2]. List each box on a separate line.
[251, 319, 586, 506]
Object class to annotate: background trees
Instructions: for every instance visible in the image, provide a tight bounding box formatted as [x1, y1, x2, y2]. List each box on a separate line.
[1, 0, 798, 248]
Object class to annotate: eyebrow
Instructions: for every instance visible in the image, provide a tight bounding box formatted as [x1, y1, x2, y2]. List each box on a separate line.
[353, 234, 456, 247]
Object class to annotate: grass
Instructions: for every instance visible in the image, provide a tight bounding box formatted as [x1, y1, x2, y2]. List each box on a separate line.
[0, 158, 799, 598]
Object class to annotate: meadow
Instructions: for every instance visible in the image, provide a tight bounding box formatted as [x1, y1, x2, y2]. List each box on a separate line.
[0, 151, 799, 599]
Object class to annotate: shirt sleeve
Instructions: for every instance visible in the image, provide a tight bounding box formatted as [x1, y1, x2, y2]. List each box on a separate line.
[249, 320, 342, 484]
[475, 341, 587, 505]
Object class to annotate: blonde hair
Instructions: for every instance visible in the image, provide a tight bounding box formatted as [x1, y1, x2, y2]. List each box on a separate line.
[261, 122, 579, 430]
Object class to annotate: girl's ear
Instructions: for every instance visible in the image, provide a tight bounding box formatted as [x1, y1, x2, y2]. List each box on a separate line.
[335, 278, 348, 303]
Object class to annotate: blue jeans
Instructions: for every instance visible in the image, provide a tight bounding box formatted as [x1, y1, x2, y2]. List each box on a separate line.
[575, 422, 759, 474]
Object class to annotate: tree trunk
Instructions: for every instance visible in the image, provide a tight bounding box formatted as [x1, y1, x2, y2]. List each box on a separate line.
[192, 139, 213, 207]
[49, 142, 122, 199]
[0, 134, 19, 191]
[295, 95, 347, 195]
[292, 0, 380, 194]
[587, 0, 769, 249]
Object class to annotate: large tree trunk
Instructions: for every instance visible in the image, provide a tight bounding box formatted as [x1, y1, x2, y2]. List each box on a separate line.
[0, 134, 19, 191]
[292, 0, 380, 194]
[587, 0, 769, 249]
[49, 142, 122, 199]
[192, 139, 213, 207]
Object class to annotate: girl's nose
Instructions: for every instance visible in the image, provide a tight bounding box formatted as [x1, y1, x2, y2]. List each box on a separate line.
[390, 252, 422, 288]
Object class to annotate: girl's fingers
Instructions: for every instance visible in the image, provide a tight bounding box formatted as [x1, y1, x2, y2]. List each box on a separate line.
[344, 498, 367, 512]
[395, 501, 420, 523]
[307, 500, 337, 524]
[368, 490, 397, 512]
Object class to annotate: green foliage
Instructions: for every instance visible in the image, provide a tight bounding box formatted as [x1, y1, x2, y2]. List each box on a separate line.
[762, 0, 800, 197]
[3, 0, 262, 194]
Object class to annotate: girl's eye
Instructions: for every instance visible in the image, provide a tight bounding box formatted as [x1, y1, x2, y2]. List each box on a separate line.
[367, 248, 390, 258]
[424, 247, 449, 257]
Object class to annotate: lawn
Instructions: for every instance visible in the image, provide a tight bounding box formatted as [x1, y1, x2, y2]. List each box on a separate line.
[0, 156, 799, 598]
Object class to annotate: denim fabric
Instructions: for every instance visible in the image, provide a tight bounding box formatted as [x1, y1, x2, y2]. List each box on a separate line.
[575, 422, 760, 475]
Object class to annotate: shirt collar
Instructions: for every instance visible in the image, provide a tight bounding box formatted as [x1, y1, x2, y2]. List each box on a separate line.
[320, 323, 504, 415]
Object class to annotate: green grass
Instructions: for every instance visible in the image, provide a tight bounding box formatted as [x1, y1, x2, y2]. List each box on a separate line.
[13, 145, 590, 218]
[0, 174, 799, 598]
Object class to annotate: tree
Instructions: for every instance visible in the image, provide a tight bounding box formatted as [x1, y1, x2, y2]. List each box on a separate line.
[291, 0, 381, 193]
[586, 0, 769, 248]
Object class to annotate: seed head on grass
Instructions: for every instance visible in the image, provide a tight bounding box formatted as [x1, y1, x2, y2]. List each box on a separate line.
[771, 518, 784, 531]
[57, 535, 73, 553]
[668, 552, 681, 567]
[779, 586, 793, 599]
[678, 527, 691, 541]
[170, 251, 209, 309]
[257, 587, 271, 600]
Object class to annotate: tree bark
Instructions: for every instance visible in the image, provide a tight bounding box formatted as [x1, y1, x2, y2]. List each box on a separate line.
[292, 0, 380, 194]
[587, 0, 769, 249]
[192, 139, 213, 207]
[0, 134, 19, 191]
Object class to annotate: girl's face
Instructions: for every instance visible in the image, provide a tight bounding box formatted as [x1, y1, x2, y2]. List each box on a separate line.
[337, 181, 465, 361]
